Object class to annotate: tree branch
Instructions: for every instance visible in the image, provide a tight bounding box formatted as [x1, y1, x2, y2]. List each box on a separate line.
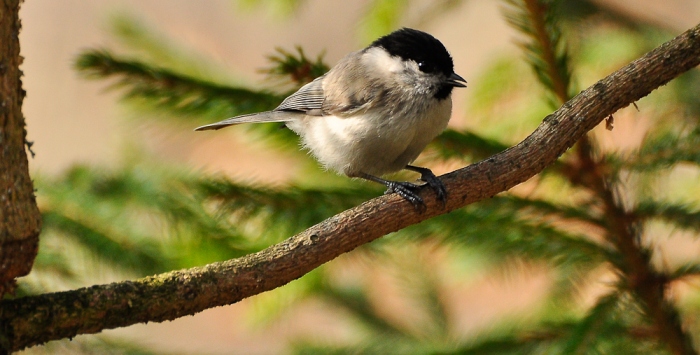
[2, 23, 699, 353]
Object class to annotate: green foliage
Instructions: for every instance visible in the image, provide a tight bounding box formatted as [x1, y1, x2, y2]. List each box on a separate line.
[76, 49, 282, 122]
[401, 199, 611, 269]
[431, 129, 510, 162]
[236, 0, 306, 18]
[635, 200, 700, 231]
[21, 0, 700, 354]
[614, 127, 700, 172]
[196, 177, 377, 242]
[19, 335, 184, 355]
[262, 47, 330, 88]
[502, 0, 575, 106]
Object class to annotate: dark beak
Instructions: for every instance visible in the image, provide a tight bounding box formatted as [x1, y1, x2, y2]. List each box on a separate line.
[447, 72, 467, 88]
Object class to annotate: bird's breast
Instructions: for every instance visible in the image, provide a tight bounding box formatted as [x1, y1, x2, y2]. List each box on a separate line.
[289, 97, 452, 177]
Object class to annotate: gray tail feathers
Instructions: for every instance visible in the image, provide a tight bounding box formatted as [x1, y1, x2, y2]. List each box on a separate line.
[194, 111, 292, 131]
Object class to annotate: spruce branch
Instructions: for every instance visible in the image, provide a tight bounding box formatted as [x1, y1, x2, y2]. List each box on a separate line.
[492, 196, 605, 227]
[561, 293, 620, 353]
[261, 46, 329, 87]
[635, 201, 700, 232]
[596, 179, 693, 355]
[431, 129, 511, 162]
[2, 22, 698, 352]
[503, 0, 573, 106]
[318, 283, 409, 338]
[617, 127, 700, 171]
[41, 210, 170, 275]
[75, 50, 283, 118]
[75, 49, 309, 148]
[505, 1, 697, 353]
[410, 205, 611, 269]
[669, 263, 700, 281]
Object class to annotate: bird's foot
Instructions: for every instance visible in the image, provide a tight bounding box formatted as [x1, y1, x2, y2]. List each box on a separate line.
[358, 173, 426, 211]
[405, 165, 447, 205]
[383, 181, 425, 211]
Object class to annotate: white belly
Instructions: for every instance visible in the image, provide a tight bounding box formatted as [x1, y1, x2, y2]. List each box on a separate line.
[286, 98, 452, 177]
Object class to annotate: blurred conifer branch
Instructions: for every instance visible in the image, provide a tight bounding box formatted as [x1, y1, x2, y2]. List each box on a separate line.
[75, 50, 282, 119]
[503, 0, 574, 107]
[615, 127, 700, 171]
[262, 46, 329, 87]
[503, 1, 698, 354]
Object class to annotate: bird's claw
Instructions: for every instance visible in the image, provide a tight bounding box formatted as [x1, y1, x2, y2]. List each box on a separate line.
[384, 181, 425, 211]
[359, 168, 446, 211]
[405, 165, 447, 206]
[418, 170, 447, 206]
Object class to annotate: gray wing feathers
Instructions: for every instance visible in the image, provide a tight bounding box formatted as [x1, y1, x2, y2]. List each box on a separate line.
[193, 111, 293, 131]
[275, 76, 325, 113]
[195, 54, 376, 131]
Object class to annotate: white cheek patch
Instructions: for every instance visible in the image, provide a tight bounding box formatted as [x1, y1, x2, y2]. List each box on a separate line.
[363, 47, 405, 74]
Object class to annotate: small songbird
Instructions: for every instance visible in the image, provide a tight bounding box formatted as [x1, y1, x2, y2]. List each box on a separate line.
[195, 28, 466, 208]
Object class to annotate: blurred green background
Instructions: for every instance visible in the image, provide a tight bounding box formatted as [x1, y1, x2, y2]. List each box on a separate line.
[13, 0, 700, 354]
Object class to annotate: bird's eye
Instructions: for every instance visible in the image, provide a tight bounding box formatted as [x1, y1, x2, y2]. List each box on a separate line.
[417, 61, 434, 73]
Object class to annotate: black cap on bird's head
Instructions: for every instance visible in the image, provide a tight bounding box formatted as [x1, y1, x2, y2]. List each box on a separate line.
[370, 28, 466, 99]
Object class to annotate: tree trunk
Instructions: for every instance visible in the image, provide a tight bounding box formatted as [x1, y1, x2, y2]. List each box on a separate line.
[0, 0, 41, 297]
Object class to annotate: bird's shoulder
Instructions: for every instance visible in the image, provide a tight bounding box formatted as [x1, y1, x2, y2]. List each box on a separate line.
[274, 51, 388, 117]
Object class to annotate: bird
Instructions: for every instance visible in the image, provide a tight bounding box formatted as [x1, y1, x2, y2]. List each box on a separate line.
[195, 28, 466, 209]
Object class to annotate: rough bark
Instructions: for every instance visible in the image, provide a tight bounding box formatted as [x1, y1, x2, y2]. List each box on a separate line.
[0, 21, 698, 354]
[0, 0, 41, 298]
